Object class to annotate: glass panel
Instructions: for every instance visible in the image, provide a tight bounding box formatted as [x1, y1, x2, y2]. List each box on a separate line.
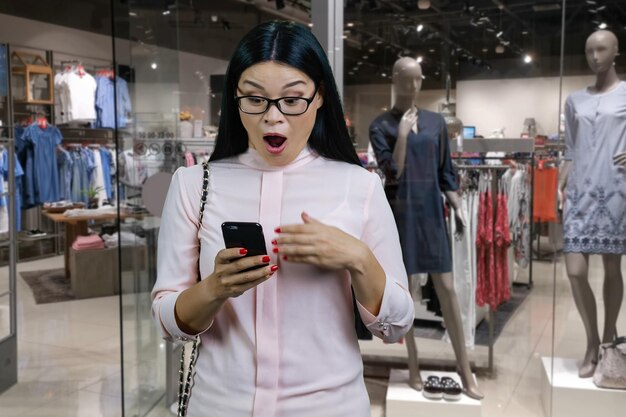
[30, 73, 51, 102]
[345, 2, 563, 415]
[551, 2, 626, 416]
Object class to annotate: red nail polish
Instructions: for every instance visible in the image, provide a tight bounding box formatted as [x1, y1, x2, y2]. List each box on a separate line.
[239, 248, 248, 255]
[270, 265, 279, 272]
[283, 255, 288, 261]
[272, 247, 279, 253]
[271, 239, 277, 245]
[275, 227, 281, 233]
[262, 255, 270, 263]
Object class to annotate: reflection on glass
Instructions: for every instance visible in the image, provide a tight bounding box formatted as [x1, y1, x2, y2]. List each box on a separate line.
[0, 294, 9, 341]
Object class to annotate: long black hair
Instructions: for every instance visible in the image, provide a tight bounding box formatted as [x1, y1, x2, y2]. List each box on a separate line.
[209, 20, 360, 167]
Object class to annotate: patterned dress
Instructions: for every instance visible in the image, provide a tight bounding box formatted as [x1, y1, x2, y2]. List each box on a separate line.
[563, 82, 626, 254]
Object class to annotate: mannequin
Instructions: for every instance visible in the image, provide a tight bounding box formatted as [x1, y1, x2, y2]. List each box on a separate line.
[559, 30, 626, 378]
[369, 57, 484, 399]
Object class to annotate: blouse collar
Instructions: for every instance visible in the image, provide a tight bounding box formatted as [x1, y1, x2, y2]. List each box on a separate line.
[238, 144, 318, 171]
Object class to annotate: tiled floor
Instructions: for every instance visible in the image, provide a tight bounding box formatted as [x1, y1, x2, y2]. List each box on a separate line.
[0, 253, 624, 417]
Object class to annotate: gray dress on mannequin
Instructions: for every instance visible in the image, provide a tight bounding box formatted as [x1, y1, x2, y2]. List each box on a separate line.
[563, 81, 626, 254]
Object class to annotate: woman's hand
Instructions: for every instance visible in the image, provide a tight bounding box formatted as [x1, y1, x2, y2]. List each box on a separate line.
[273, 212, 368, 274]
[205, 248, 278, 301]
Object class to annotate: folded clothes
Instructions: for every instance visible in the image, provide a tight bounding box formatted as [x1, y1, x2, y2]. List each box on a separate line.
[72, 234, 105, 251]
[102, 231, 146, 248]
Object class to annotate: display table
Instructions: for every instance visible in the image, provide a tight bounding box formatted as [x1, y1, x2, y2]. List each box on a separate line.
[42, 210, 135, 279]
[541, 357, 626, 417]
[386, 369, 482, 417]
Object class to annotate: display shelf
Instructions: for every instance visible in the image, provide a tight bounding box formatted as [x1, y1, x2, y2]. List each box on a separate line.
[386, 369, 482, 417]
[541, 357, 626, 417]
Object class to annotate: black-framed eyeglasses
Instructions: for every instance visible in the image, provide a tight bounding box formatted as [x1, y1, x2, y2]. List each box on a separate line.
[235, 90, 318, 116]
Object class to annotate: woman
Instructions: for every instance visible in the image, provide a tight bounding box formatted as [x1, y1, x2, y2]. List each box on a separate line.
[152, 21, 413, 417]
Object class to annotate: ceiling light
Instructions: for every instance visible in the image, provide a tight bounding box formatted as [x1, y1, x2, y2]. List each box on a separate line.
[598, 22, 608, 29]
[524, 54, 532, 64]
[342, 35, 347, 39]
[210, 15, 218, 23]
[129, 11, 137, 17]
[162, 10, 170, 15]
[417, 24, 424, 32]
[151, 62, 158, 70]
[522, 30, 528, 35]
[482, 48, 488, 52]
[347, 22, 355, 27]
[357, 61, 363, 65]
[429, 48, 435, 53]
[416, 56, 423, 63]
[308, 23, 314, 28]
[495, 45, 505, 54]
[381, 72, 387, 77]
[417, 0, 431, 10]
[496, 31, 503, 38]
[348, 71, 354, 75]
[596, 5, 606, 11]
[376, 40, 383, 44]
[363, 55, 368, 59]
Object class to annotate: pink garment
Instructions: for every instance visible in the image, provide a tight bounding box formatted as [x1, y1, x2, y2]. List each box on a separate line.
[152, 146, 413, 417]
[71, 234, 105, 250]
[494, 192, 511, 305]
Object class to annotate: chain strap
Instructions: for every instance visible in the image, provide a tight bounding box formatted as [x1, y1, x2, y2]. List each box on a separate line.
[177, 161, 210, 417]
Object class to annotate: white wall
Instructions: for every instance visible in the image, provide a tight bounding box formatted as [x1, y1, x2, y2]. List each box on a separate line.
[456, 75, 597, 137]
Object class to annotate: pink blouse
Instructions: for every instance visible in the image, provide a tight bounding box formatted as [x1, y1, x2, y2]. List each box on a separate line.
[152, 146, 414, 417]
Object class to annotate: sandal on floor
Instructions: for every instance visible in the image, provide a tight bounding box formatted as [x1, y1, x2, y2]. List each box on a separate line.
[423, 376, 443, 400]
[441, 376, 463, 401]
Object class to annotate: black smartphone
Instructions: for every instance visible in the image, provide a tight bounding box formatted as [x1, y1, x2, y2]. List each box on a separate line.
[221, 222, 268, 271]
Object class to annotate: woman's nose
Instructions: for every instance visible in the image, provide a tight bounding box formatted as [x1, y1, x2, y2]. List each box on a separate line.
[264, 102, 284, 124]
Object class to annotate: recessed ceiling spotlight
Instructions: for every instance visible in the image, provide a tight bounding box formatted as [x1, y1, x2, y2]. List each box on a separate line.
[347, 22, 355, 27]
[416, 56, 423, 63]
[210, 15, 218, 22]
[429, 48, 435, 53]
[369, 48, 375, 53]
[162, 10, 170, 16]
[524, 54, 532, 64]
[416, 24, 424, 32]
[495, 45, 505, 54]
[308, 23, 314, 28]
[418, 0, 431, 10]
[129, 11, 138, 17]
[482, 48, 488, 52]
[151, 62, 158, 70]
[598, 22, 608, 29]
[381, 72, 387, 77]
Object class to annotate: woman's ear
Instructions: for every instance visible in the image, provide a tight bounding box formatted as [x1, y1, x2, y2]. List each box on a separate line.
[315, 82, 325, 109]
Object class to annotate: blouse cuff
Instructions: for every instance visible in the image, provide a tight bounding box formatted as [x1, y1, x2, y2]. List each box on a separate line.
[355, 276, 413, 343]
[157, 292, 212, 344]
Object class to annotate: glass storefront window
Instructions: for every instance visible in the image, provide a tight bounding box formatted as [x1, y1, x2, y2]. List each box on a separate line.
[1, 1, 625, 417]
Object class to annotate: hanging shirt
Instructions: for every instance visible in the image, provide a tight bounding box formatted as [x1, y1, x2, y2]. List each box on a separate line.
[95, 76, 132, 128]
[21, 123, 62, 204]
[57, 147, 73, 201]
[1, 148, 25, 232]
[152, 146, 414, 417]
[65, 71, 97, 122]
[91, 147, 108, 207]
[99, 147, 113, 200]
[0, 45, 7, 98]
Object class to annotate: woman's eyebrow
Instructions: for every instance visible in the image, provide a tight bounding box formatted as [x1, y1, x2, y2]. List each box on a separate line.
[282, 80, 307, 88]
[242, 80, 265, 90]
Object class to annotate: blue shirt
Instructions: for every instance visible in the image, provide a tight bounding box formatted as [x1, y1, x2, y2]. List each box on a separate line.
[22, 123, 63, 204]
[99, 147, 112, 200]
[95, 76, 132, 128]
[0, 44, 7, 97]
[57, 147, 73, 201]
[1, 149, 25, 231]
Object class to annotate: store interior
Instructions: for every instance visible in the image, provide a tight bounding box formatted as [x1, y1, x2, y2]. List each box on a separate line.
[0, 1, 625, 416]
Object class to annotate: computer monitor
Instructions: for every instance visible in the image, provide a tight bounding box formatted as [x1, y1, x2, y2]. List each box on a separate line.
[463, 126, 476, 139]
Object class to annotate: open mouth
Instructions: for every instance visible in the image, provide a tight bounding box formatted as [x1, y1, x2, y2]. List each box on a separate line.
[263, 134, 288, 154]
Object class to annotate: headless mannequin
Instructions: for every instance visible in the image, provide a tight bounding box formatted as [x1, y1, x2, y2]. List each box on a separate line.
[391, 57, 484, 399]
[559, 30, 624, 378]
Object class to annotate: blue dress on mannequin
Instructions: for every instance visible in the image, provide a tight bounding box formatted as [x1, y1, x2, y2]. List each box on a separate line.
[369, 107, 458, 274]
